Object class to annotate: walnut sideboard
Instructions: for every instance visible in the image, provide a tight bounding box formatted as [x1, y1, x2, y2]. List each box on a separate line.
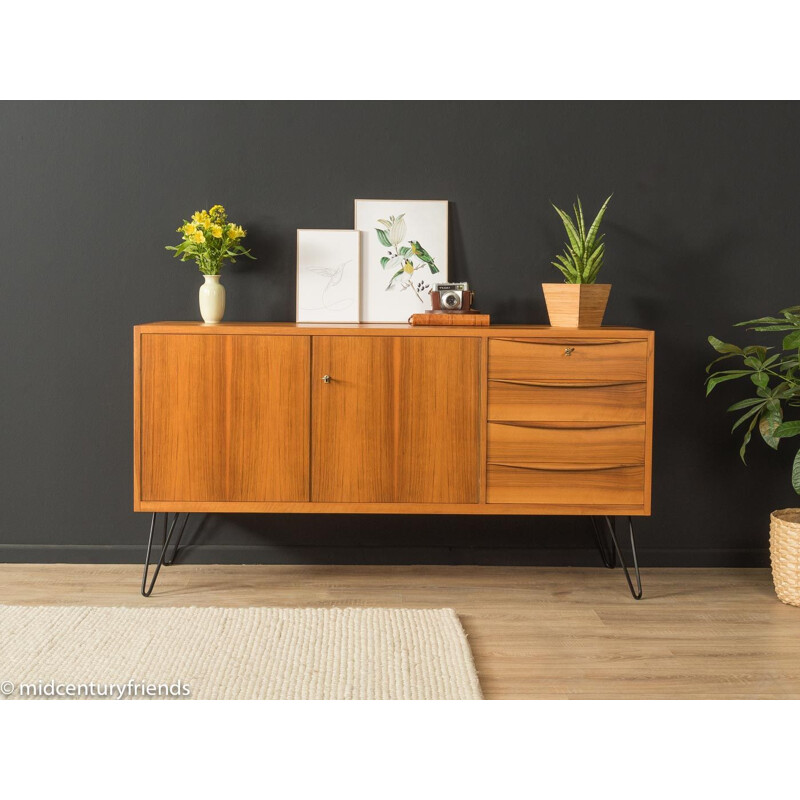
[133, 322, 654, 597]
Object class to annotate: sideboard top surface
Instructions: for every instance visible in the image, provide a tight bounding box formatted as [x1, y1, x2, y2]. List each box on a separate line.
[135, 322, 653, 339]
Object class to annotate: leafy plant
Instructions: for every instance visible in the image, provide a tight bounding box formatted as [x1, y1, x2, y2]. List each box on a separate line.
[551, 195, 612, 284]
[706, 306, 800, 494]
[166, 204, 255, 275]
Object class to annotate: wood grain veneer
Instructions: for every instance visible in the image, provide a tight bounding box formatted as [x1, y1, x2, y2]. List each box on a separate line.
[486, 463, 645, 505]
[133, 324, 654, 516]
[311, 336, 480, 503]
[138, 333, 310, 503]
[487, 422, 646, 466]
[488, 337, 648, 382]
[541, 283, 612, 327]
[488, 380, 647, 422]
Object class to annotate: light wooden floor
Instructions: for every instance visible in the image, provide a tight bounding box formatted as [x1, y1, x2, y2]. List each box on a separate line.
[1, 564, 798, 699]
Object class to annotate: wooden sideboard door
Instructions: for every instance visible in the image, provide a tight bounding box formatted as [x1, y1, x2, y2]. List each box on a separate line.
[311, 336, 481, 504]
[140, 333, 310, 502]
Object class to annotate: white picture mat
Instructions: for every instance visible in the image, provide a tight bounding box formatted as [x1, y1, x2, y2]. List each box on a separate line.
[355, 199, 448, 323]
[296, 229, 360, 323]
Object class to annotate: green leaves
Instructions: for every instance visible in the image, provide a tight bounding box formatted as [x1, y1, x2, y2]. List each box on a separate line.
[705, 370, 751, 395]
[375, 228, 392, 248]
[759, 401, 783, 450]
[784, 330, 800, 350]
[793, 448, 800, 495]
[775, 420, 800, 438]
[550, 195, 611, 284]
[707, 308, 800, 491]
[584, 195, 612, 254]
[708, 336, 742, 355]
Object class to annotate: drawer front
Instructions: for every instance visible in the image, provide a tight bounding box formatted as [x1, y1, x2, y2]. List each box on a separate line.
[488, 380, 647, 422]
[486, 463, 644, 505]
[487, 422, 645, 466]
[489, 338, 648, 382]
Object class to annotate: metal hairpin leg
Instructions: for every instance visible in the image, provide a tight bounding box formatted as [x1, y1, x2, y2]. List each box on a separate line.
[592, 515, 643, 600]
[141, 512, 190, 597]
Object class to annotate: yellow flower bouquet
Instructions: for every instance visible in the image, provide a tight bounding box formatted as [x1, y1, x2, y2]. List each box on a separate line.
[166, 205, 255, 275]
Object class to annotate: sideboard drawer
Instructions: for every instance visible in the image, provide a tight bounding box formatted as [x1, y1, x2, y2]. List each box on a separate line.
[486, 463, 645, 505]
[488, 338, 648, 383]
[487, 422, 645, 466]
[488, 380, 647, 422]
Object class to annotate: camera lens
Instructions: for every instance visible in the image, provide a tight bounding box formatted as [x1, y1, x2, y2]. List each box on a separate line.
[441, 291, 460, 309]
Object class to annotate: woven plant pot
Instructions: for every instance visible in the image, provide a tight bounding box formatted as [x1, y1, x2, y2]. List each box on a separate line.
[769, 509, 800, 606]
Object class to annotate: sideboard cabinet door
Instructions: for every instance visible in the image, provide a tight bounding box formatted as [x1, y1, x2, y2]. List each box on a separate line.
[140, 334, 310, 502]
[311, 336, 480, 504]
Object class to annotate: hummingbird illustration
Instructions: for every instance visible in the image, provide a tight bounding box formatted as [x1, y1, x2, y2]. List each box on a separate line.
[309, 260, 349, 288]
[304, 260, 354, 311]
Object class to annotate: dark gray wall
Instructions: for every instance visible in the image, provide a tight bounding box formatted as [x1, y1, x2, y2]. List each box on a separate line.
[1, 101, 798, 566]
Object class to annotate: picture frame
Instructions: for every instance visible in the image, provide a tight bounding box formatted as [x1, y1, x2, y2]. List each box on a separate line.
[296, 229, 360, 323]
[355, 199, 448, 323]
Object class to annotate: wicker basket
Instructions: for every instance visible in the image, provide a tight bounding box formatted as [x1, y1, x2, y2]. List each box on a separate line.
[769, 509, 800, 606]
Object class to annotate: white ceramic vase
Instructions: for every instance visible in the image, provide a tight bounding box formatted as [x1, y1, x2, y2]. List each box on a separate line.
[199, 274, 225, 323]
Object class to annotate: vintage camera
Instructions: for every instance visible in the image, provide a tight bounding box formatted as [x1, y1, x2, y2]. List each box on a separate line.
[431, 282, 473, 312]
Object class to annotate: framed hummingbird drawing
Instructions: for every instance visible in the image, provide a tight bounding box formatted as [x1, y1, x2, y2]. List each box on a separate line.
[296, 229, 360, 323]
[355, 199, 448, 323]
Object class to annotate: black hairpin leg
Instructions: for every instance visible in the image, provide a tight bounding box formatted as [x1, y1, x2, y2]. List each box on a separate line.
[141, 512, 190, 597]
[591, 516, 617, 569]
[592, 515, 643, 600]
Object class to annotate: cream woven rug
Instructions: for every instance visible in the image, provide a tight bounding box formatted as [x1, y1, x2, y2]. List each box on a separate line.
[0, 606, 482, 700]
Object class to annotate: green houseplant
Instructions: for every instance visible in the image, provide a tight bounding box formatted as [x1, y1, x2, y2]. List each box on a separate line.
[706, 305, 800, 606]
[543, 195, 612, 327]
[166, 204, 255, 323]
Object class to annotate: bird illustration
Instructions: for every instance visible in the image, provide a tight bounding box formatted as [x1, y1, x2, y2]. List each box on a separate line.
[309, 261, 349, 288]
[302, 261, 354, 311]
[409, 241, 440, 274]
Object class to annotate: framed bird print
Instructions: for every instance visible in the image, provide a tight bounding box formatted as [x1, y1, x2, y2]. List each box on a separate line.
[355, 199, 448, 323]
[296, 229, 360, 323]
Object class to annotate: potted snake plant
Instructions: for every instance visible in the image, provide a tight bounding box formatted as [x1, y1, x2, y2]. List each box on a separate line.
[706, 306, 800, 606]
[544, 195, 613, 327]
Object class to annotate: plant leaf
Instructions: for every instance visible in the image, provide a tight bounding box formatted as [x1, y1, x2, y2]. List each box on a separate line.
[739, 414, 759, 463]
[731, 402, 766, 432]
[584, 194, 612, 254]
[574, 197, 585, 241]
[552, 205, 583, 258]
[375, 228, 392, 248]
[742, 325, 798, 332]
[706, 370, 752, 395]
[735, 316, 789, 326]
[583, 243, 605, 285]
[759, 401, 783, 449]
[727, 397, 767, 411]
[708, 336, 742, 355]
[705, 352, 741, 373]
[793, 448, 800, 495]
[775, 421, 800, 438]
[783, 330, 800, 350]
